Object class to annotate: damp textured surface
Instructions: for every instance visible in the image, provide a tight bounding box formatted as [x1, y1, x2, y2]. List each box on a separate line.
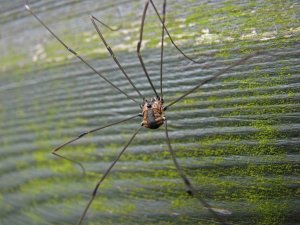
[0, 0, 299, 225]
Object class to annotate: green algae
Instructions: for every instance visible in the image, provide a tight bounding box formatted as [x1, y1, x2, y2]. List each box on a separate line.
[3, 0, 299, 75]
[92, 196, 136, 215]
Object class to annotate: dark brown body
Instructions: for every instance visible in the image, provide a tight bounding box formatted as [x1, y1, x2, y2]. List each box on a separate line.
[141, 98, 165, 129]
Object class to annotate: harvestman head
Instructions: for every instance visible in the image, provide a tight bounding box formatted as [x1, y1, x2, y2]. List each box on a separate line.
[25, 0, 265, 224]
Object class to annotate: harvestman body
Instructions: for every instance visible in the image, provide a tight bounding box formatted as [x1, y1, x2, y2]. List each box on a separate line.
[141, 97, 165, 129]
[25, 0, 264, 224]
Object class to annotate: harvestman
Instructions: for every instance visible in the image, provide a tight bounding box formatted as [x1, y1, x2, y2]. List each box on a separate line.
[25, 0, 263, 224]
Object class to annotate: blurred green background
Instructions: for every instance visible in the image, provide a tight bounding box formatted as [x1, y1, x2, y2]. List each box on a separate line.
[0, 0, 299, 224]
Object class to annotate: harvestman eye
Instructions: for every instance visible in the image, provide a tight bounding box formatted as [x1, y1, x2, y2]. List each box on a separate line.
[25, 0, 266, 224]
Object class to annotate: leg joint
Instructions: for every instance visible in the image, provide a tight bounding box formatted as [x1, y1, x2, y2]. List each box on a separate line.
[67, 47, 77, 55]
[137, 41, 141, 52]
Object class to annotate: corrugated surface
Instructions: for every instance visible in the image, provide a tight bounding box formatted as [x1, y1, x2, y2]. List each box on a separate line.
[0, 0, 299, 225]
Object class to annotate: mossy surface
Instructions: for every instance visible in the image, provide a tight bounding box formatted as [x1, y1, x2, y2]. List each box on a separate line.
[0, 0, 299, 225]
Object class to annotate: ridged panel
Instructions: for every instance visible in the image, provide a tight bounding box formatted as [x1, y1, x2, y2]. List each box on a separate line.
[0, 0, 299, 225]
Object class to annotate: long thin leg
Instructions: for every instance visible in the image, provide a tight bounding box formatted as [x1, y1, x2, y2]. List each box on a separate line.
[164, 51, 262, 110]
[90, 15, 145, 100]
[137, 0, 159, 98]
[25, 0, 139, 104]
[160, 0, 167, 98]
[164, 119, 227, 225]
[89, 16, 120, 32]
[149, 0, 206, 65]
[52, 114, 139, 175]
[77, 126, 142, 225]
